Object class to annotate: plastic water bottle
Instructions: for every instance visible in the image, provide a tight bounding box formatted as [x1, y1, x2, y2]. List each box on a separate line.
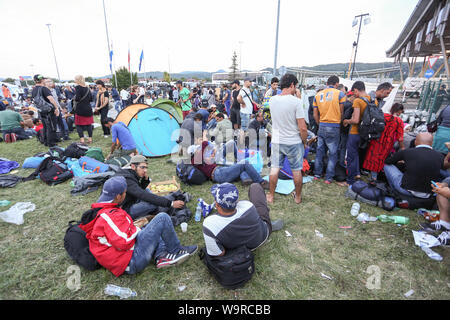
[195, 200, 202, 222]
[0, 200, 11, 207]
[377, 215, 410, 225]
[104, 284, 136, 299]
[350, 203, 360, 217]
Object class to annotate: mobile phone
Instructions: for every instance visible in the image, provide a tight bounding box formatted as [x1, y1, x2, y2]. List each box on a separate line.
[431, 181, 439, 188]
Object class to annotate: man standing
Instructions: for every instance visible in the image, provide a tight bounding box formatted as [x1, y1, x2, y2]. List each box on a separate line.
[230, 80, 241, 131]
[120, 87, 131, 109]
[221, 84, 231, 117]
[2, 84, 13, 107]
[369, 82, 394, 109]
[176, 81, 193, 119]
[267, 74, 308, 205]
[343, 81, 374, 186]
[263, 77, 281, 109]
[312, 76, 346, 185]
[31, 74, 60, 147]
[237, 78, 254, 133]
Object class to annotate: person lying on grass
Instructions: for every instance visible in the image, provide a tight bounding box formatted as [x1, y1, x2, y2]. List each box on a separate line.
[81, 176, 197, 277]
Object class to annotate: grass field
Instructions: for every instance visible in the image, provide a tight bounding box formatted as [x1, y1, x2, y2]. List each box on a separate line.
[0, 117, 449, 300]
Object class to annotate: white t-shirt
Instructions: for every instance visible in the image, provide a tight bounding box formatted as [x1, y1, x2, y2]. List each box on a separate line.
[238, 87, 253, 115]
[269, 94, 305, 145]
[120, 89, 130, 100]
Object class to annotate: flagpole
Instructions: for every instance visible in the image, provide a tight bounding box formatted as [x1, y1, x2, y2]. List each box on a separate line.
[128, 43, 132, 87]
[143, 44, 147, 84]
[102, 0, 113, 86]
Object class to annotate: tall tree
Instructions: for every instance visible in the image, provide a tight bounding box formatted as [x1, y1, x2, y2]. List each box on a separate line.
[229, 51, 239, 81]
[112, 66, 138, 91]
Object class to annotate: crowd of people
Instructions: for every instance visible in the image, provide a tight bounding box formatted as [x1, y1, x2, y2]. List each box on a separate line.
[1, 71, 450, 279]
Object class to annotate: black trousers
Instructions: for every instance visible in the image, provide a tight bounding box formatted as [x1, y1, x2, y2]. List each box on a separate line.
[100, 107, 110, 136]
[248, 183, 272, 235]
[76, 125, 93, 138]
[41, 113, 59, 146]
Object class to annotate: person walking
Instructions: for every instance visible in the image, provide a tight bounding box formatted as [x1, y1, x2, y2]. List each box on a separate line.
[72, 75, 93, 144]
[176, 81, 192, 119]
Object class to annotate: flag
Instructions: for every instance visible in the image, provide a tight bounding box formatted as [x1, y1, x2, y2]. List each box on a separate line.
[139, 49, 144, 72]
[128, 46, 131, 72]
[109, 48, 114, 74]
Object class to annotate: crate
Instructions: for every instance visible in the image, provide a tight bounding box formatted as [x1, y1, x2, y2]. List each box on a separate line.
[147, 176, 180, 196]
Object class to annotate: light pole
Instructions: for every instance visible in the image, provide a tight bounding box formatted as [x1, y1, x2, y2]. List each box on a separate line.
[273, 0, 281, 76]
[46, 24, 61, 82]
[102, 0, 117, 88]
[350, 13, 370, 80]
[239, 41, 243, 72]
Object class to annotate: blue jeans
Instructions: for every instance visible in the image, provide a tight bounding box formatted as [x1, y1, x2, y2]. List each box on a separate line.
[2, 127, 31, 140]
[213, 163, 263, 184]
[314, 125, 340, 181]
[225, 100, 231, 116]
[384, 164, 414, 197]
[271, 143, 304, 171]
[129, 189, 160, 220]
[346, 134, 361, 185]
[240, 112, 251, 132]
[126, 213, 181, 275]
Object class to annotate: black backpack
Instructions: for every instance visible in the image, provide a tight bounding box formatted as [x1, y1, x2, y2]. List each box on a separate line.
[63, 143, 89, 159]
[359, 97, 385, 148]
[64, 208, 102, 271]
[199, 246, 255, 290]
[23, 156, 73, 186]
[176, 160, 207, 185]
[33, 86, 55, 116]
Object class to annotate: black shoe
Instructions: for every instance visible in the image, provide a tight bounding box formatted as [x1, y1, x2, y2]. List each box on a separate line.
[242, 179, 253, 187]
[419, 221, 450, 234]
[271, 220, 284, 232]
[438, 231, 450, 247]
[260, 180, 270, 190]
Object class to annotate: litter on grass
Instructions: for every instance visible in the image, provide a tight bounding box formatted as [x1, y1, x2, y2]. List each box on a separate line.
[320, 273, 333, 281]
[0, 202, 35, 225]
[177, 286, 186, 292]
[285, 230, 292, 237]
[315, 230, 324, 238]
[404, 289, 415, 298]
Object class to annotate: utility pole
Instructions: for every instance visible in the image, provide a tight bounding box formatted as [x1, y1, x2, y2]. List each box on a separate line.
[273, 0, 281, 76]
[350, 13, 370, 80]
[46, 24, 61, 82]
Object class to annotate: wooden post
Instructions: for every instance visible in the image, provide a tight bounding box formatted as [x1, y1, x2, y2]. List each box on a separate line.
[439, 35, 450, 78]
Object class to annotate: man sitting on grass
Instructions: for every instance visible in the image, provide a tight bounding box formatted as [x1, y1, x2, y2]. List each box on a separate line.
[202, 183, 283, 257]
[81, 176, 197, 277]
[102, 118, 138, 160]
[115, 155, 185, 220]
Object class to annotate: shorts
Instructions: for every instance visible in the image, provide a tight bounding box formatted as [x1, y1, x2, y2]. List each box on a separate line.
[271, 143, 304, 171]
[240, 112, 251, 132]
[230, 108, 241, 127]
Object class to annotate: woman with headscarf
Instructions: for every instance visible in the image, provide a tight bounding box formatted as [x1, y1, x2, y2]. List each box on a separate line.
[362, 103, 405, 181]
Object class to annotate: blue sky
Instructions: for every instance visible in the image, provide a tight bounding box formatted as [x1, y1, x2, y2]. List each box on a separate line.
[0, 0, 418, 79]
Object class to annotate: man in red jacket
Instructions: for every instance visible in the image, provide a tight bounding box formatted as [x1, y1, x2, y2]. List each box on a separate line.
[81, 176, 197, 277]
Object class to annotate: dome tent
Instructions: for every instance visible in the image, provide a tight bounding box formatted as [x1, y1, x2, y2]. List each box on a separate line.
[114, 104, 180, 157]
[151, 99, 183, 125]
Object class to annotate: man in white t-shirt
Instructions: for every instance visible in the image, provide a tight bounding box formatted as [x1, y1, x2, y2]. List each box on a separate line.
[267, 74, 308, 205]
[237, 78, 254, 132]
[120, 88, 131, 108]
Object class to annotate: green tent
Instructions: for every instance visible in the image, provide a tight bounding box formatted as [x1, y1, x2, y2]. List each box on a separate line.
[151, 99, 183, 124]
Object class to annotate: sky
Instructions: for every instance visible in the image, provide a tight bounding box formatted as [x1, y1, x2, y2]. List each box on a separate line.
[0, 0, 419, 80]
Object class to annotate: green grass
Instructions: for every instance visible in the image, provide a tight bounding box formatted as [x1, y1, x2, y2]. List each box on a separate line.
[0, 118, 449, 300]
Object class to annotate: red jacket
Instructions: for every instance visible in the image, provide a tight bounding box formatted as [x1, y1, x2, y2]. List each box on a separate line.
[80, 202, 140, 277]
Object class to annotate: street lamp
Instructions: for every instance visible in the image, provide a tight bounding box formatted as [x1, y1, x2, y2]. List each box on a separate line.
[350, 13, 370, 80]
[273, 0, 281, 76]
[46, 24, 61, 82]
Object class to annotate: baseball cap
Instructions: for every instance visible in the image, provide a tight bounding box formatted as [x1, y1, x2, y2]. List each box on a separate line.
[97, 176, 127, 203]
[130, 155, 147, 164]
[211, 183, 239, 210]
[34, 74, 44, 82]
[176, 80, 183, 85]
[201, 99, 209, 108]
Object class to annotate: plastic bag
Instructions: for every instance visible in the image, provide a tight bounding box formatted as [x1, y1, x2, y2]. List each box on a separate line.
[0, 202, 36, 225]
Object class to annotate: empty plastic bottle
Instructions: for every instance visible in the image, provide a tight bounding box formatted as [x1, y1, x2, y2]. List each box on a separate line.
[104, 284, 136, 299]
[377, 215, 410, 225]
[0, 200, 11, 207]
[195, 200, 202, 222]
[350, 203, 360, 217]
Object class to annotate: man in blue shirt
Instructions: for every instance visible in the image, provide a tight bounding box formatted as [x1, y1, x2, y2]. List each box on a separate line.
[102, 118, 138, 160]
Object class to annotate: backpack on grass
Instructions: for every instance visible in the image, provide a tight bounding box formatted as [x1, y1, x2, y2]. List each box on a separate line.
[23, 156, 73, 186]
[345, 180, 395, 211]
[85, 147, 105, 163]
[176, 160, 207, 185]
[199, 246, 255, 290]
[64, 208, 102, 271]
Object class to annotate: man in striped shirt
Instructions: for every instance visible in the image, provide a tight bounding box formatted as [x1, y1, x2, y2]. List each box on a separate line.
[202, 183, 283, 257]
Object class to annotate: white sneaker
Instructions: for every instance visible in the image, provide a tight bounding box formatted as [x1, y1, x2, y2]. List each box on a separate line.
[104, 135, 109, 138]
